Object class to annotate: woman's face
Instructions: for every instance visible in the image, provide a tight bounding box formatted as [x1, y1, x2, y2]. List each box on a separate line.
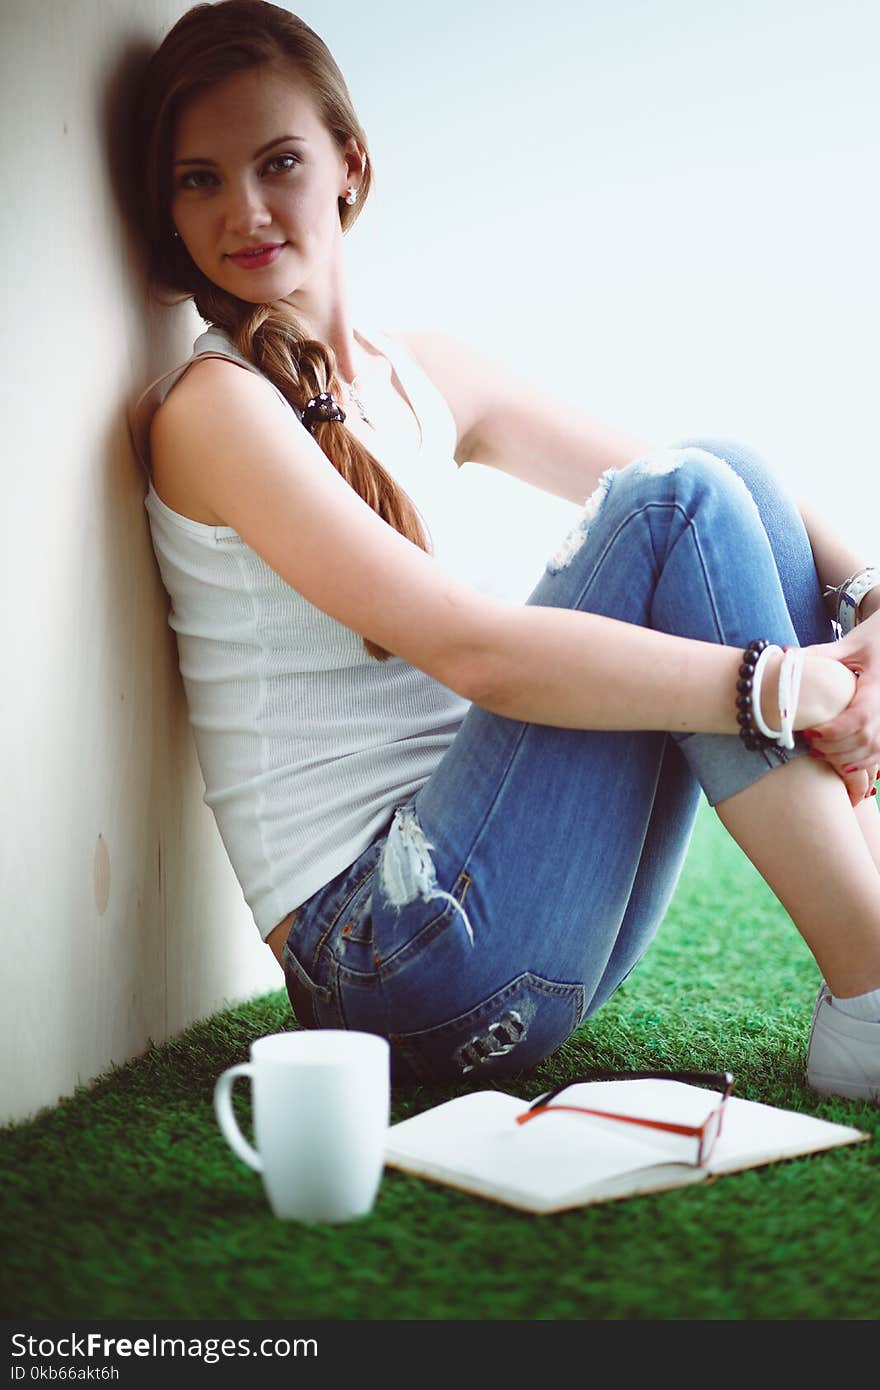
[170, 63, 361, 305]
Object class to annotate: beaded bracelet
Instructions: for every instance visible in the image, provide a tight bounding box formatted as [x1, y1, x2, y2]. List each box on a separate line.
[736, 640, 766, 750]
[736, 639, 803, 751]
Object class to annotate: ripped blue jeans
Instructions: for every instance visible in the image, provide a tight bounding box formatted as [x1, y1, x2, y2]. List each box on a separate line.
[282, 438, 835, 1083]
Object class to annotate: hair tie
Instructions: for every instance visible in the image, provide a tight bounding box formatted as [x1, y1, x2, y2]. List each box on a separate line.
[301, 391, 346, 435]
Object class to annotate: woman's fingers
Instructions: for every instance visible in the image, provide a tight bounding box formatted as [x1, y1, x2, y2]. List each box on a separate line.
[807, 725, 880, 763]
[858, 767, 880, 804]
[807, 670, 880, 764]
[801, 642, 880, 787]
[807, 740, 877, 774]
[804, 714, 879, 774]
[843, 769, 870, 807]
[810, 749, 880, 802]
[810, 743, 874, 803]
[811, 736, 876, 764]
[829, 765, 874, 808]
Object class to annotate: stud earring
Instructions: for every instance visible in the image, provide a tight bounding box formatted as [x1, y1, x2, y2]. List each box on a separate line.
[172, 229, 180, 238]
[344, 187, 359, 205]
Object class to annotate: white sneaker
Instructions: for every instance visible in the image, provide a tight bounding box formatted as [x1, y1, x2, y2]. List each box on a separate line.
[806, 980, 880, 1103]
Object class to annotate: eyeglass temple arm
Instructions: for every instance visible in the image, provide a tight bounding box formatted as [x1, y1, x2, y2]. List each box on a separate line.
[516, 1104, 712, 1136]
[525, 1070, 734, 1113]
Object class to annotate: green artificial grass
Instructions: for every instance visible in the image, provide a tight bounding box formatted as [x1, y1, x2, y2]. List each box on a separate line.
[2, 803, 878, 1321]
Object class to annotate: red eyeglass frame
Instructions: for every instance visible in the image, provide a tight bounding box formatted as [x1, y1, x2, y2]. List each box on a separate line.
[515, 1070, 735, 1168]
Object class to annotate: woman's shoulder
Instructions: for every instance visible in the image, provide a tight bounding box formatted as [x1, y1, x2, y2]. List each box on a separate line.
[153, 332, 291, 427]
[148, 342, 291, 527]
[148, 360, 241, 525]
[152, 349, 244, 411]
[149, 352, 254, 448]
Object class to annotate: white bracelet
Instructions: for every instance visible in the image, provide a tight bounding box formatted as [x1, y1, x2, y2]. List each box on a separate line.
[750, 644, 785, 742]
[751, 644, 804, 749]
[776, 647, 804, 750]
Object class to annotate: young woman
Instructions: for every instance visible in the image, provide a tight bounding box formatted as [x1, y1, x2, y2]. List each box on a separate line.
[131, 0, 880, 1097]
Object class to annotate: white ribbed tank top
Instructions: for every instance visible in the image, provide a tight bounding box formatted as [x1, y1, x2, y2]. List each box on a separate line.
[131, 324, 472, 939]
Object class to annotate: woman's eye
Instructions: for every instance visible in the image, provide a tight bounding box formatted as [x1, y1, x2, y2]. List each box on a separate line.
[175, 155, 299, 191]
[177, 170, 216, 190]
[263, 154, 300, 175]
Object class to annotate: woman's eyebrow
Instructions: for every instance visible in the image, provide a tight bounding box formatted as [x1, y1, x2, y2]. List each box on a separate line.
[173, 134, 308, 167]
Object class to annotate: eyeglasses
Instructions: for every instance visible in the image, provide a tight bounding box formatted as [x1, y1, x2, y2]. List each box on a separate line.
[516, 1069, 735, 1168]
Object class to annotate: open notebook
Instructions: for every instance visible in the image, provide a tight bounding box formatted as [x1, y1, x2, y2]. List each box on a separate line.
[384, 1079, 868, 1214]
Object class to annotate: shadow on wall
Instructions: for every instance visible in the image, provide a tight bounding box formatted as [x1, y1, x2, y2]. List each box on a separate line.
[103, 39, 155, 309]
[102, 34, 196, 440]
[98, 32, 197, 931]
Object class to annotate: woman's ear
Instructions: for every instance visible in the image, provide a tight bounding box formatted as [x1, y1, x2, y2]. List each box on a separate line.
[340, 137, 367, 193]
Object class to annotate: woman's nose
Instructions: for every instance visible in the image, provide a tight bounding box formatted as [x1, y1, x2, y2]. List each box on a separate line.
[223, 181, 272, 235]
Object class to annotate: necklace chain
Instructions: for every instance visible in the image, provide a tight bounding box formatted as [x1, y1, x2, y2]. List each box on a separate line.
[343, 374, 374, 429]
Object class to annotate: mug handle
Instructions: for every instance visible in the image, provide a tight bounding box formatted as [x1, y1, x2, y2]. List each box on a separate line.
[213, 1063, 263, 1173]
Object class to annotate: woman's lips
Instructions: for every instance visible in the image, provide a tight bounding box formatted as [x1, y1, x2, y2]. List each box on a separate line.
[227, 243, 285, 269]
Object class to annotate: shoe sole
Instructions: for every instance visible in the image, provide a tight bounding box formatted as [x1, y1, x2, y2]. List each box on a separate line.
[807, 1070, 880, 1102]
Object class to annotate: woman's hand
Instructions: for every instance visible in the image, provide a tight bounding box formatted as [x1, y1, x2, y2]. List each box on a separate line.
[794, 646, 859, 729]
[802, 608, 880, 805]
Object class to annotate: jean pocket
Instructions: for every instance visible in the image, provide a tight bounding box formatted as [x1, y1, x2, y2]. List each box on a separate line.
[281, 851, 383, 1030]
[283, 941, 336, 1030]
[389, 971, 586, 1083]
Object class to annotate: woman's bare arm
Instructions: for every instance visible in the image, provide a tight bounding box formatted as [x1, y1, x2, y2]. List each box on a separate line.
[396, 330, 652, 502]
[398, 334, 877, 637]
[150, 358, 855, 734]
[797, 499, 880, 624]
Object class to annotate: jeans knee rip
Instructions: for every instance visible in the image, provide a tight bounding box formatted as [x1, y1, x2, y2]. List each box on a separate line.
[548, 446, 760, 576]
[547, 466, 616, 573]
[630, 446, 688, 477]
[633, 445, 758, 510]
[378, 804, 475, 947]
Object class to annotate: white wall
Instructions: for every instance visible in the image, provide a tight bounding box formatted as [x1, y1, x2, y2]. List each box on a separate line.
[1, 0, 279, 1126]
[2, 0, 877, 1123]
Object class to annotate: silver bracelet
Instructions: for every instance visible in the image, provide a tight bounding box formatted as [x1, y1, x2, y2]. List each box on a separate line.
[824, 566, 880, 635]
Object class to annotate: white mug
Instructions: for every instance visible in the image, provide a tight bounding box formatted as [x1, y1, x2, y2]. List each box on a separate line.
[213, 1030, 390, 1223]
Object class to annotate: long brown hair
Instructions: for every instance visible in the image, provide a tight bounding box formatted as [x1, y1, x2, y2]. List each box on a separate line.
[132, 0, 428, 659]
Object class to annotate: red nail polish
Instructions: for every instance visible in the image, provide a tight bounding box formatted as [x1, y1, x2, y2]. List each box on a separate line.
[843, 764, 859, 774]
[808, 749, 825, 760]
